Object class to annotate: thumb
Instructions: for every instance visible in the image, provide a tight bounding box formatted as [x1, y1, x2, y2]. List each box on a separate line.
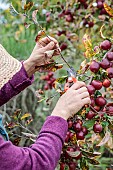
[43, 41, 55, 51]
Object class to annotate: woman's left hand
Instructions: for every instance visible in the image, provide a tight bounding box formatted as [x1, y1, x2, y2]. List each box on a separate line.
[23, 31, 60, 77]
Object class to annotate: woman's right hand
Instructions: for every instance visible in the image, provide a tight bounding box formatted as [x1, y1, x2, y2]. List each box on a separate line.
[51, 81, 90, 120]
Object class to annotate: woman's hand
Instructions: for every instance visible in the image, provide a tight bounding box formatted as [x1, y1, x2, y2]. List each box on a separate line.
[23, 31, 60, 77]
[51, 81, 91, 120]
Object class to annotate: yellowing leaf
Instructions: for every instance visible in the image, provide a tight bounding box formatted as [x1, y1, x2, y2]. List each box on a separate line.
[83, 34, 92, 50]
[24, 2, 34, 11]
[32, 9, 38, 23]
[7, 122, 19, 129]
[97, 131, 110, 147]
[104, 3, 113, 17]
[79, 59, 90, 74]
[13, 137, 21, 146]
[14, 109, 21, 116]
[67, 151, 81, 158]
[100, 24, 107, 39]
[35, 63, 63, 72]
[21, 113, 31, 120]
[80, 59, 87, 69]
[21, 0, 26, 9]
[82, 166, 89, 170]
[83, 34, 100, 58]
[82, 34, 94, 58]
[25, 118, 33, 125]
[42, 0, 49, 8]
[107, 136, 113, 149]
[35, 30, 45, 42]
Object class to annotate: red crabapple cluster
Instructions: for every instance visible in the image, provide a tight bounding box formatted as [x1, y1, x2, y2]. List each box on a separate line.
[82, 0, 107, 28]
[45, 0, 110, 30]
[45, 0, 113, 54]
[60, 39, 113, 169]
[87, 39, 113, 116]
[60, 119, 87, 168]
[43, 72, 56, 90]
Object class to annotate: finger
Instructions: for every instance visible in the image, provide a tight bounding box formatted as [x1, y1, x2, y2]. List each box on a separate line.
[53, 49, 61, 56]
[80, 92, 90, 99]
[70, 81, 86, 90]
[39, 37, 50, 46]
[48, 36, 58, 44]
[44, 50, 55, 60]
[39, 36, 58, 46]
[43, 41, 55, 51]
[77, 86, 88, 94]
[82, 97, 91, 105]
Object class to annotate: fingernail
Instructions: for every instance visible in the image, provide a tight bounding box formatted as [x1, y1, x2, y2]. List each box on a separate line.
[50, 42, 54, 46]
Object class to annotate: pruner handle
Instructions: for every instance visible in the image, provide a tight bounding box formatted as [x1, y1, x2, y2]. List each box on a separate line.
[64, 77, 77, 92]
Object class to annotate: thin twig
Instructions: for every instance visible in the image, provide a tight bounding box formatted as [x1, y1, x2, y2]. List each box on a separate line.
[103, 46, 113, 59]
[18, 123, 34, 134]
[89, 104, 99, 114]
[88, 75, 93, 85]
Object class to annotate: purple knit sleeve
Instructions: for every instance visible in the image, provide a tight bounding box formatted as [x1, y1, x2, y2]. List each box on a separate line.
[0, 116, 68, 170]
[0, 63, 34, 106]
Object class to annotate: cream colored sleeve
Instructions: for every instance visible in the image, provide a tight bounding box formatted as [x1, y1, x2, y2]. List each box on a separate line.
[0, 44, 22, 89]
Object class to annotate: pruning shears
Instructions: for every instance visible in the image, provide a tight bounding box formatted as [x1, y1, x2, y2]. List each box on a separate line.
[64, 67, 77, 92]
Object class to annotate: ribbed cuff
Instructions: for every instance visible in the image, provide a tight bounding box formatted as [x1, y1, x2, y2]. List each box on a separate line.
[38, 116, 68, 144]
[9, 62, 34, 92]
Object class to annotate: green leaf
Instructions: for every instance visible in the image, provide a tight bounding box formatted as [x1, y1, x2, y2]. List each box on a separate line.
[74, 3, 80, 9]
[86, 107, 90, 113]
[81, 149, 101, 158]
[56, 76, 68, 84]
[83, 119, 95, 128]
[38, 97, 46, 103]
[86, 157, 100, 165]
[101, 121, 109, 127]
[95, 90, 102, 97]
[80, 158, 89, 170]
[9, 3, 19, 16]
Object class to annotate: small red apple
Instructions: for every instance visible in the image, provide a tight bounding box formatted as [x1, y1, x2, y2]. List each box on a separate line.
[100, 40, 111, 50]
[91, 80, 102, 90]
[89, 60, 100, 73]
[102, 79, 111, 88]
[93, 123, 103, 133]
[95, 96, 106, 107]
[107, 67, 113, 79]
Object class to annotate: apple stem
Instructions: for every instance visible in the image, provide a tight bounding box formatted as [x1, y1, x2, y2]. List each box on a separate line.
[89, 104, 99, 114]
[88, 76, 94, 85]
[103, 45, 113, 59]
